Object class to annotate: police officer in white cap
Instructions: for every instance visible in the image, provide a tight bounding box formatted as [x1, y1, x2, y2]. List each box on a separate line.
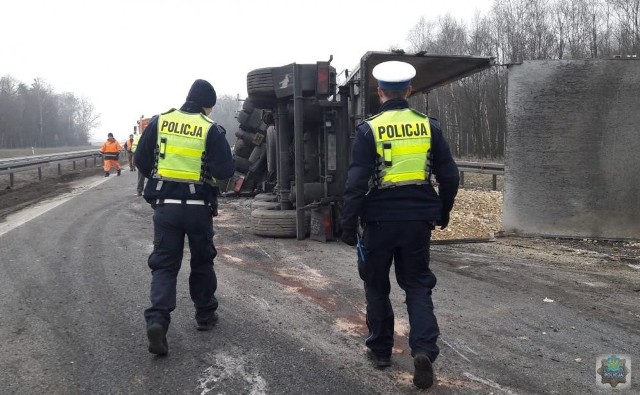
[340, 61, 459, 389]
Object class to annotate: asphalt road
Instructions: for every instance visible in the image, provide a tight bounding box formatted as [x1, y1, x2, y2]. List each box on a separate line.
[0, 171, 638, 394]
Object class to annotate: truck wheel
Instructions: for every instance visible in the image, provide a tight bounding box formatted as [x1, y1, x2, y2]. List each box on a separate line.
[247, 94, 277, 110]
[254, 193, 277, 202]
[235, 157, 250, 173]
[237, 110, 250, 127]
[233, 139, 253, 159]
[251, 201, 280, 210]
[247, 67, 276, 97]
[242, 99, 254, 113]
[251, 208, 310, 238]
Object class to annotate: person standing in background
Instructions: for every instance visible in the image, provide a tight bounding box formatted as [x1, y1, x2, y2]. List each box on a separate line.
[99, 132, 122, 177]
[124, 134, 136, 171]
[131, 131, 145, 196]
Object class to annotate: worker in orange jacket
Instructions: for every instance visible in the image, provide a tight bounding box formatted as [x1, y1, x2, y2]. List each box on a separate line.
[99, 132, 122, 177]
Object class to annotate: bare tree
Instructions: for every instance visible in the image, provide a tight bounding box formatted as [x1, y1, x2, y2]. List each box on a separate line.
[211, 94, 241, 147]
[522, 0, 556, 59]
[76, 98, 100, 145]
[407, 16, 434, 52]
[609, 0, 640, 54]
[0, 76, 20, 148]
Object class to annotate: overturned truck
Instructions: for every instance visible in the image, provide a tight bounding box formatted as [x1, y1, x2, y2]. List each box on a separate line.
[223, 51, 494, 240]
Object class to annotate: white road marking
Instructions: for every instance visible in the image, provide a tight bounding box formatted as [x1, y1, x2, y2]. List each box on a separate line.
[248, 295, 270, 309]
[0, 177, 109, 238]
[223, 253, 245, 264]
[463, 372, 519, 395]
[256, 245, 276, 263]
[441, 339, 471, 363]
[197, 352, 267, 395]
[461, 344, 479, 355]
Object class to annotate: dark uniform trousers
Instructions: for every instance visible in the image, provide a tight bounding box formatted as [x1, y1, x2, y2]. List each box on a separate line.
[358, 220, 440, 362]
[144, 204, 218, 329]
[136, 171, 146, 195]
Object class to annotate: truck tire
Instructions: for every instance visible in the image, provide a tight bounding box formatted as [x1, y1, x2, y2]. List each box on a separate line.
[247, 95, 277, 110]
[251, 200, 280, 210]
[242, 99, 254, 113]
[233, 139, 253, 159]
[237, 110, 250, 127]
[254, 193, 277, 202]
[247, 67, 276, 97]
[235, 156, 250, 173]
[251, 208, 310, 238]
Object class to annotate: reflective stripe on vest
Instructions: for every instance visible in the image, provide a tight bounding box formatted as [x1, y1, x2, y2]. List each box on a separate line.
[131, 135, 140, 153]
[154, 109, 214, 184]
[366, 108, 432, 188]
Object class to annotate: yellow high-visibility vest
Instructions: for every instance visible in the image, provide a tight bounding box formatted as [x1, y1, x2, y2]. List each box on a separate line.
[131, 134, 141, 153]
[154, 109, 215, 184]
[366, 108, 432, 188]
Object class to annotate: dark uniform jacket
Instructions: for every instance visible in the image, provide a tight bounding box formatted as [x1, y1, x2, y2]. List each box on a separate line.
[134, 101, 235, 205]
[341, 98, 459, 230]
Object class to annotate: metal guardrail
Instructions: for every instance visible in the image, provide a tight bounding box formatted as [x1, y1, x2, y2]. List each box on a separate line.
[1, 149, 504, 191]
[456, 160, 505, 190]
[0, 149, 102, 188]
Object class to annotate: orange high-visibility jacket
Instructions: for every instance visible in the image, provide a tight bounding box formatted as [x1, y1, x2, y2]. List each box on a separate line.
[100, 139, 122, 154]
[125, 138, 134, 152]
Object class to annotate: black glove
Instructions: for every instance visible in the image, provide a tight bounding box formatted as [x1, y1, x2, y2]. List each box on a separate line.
[436, 211, 450, 230]
[340, 228, 357, 246]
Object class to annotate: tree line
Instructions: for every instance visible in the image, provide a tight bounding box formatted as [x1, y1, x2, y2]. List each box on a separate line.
[406, 0, 639, 160]
[3, 0, 637, 156]
[0, 76, 98, 149]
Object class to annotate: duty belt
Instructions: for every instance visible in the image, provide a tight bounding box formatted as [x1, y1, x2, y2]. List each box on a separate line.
[156, 199, 206, 205]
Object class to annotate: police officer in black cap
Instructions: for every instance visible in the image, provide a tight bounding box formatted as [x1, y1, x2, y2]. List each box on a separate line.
[340, 61, 459, 389]
[135, 79, 235, 356]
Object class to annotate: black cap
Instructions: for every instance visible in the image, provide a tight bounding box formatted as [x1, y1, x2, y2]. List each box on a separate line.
[107, 132, 114, 138]
[186, 79, 217, 108]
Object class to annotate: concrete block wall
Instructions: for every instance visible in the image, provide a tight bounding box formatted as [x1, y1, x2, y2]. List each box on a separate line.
[504, 60, 640, 240]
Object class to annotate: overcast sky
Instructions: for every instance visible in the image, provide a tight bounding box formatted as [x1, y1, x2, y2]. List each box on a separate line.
[1, 0, 492, 143]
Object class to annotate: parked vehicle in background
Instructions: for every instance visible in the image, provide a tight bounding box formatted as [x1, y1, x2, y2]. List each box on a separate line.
[135, 117, 152, 135]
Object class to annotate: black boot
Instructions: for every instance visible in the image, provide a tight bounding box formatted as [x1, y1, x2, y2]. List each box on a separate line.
[147, 323, 168, 356]
[196, 312, 219, 331]
[366, 348, 391, 369]
[117, 169, 121, 176]
[413, 353, 434, 389]
[104, 172, 109, 177]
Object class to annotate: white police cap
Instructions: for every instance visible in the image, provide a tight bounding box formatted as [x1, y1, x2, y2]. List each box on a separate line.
[372, 61, 416, 90]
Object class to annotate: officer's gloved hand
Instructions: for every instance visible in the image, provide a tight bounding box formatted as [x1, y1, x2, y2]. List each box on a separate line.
[340, 228, 357, 246]
[436, 211, 450, 230]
